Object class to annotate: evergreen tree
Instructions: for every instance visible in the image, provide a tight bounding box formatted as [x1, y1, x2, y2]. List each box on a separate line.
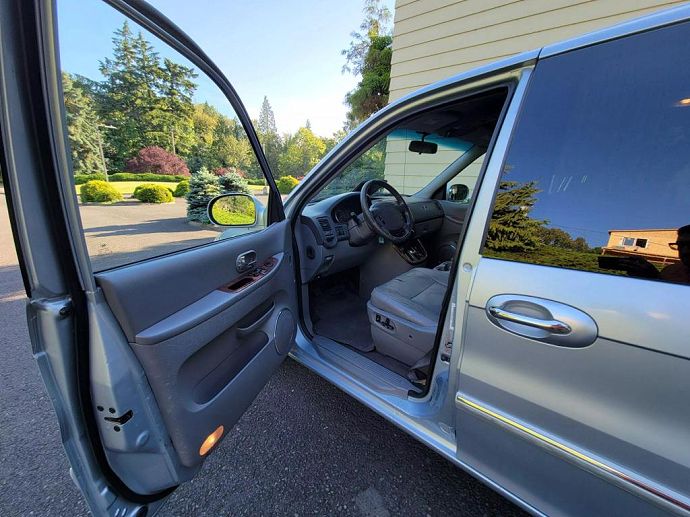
[342, 1, 393, 127]
[159, 58, 197, 156]
[485, 180, 546, 252]
[256, 96, 281, 179]
[345, 35, 392, 125]
[257, 96, 277, 135]
[62, 73, 105, 175]
[99, 21, 142, 168]
[342, 0, 391, 75]
[186, 167, 221, 223]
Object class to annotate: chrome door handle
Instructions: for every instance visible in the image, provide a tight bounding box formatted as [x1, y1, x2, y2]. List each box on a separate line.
[487, 306, 571, 334]
[485, 294, 598, 348]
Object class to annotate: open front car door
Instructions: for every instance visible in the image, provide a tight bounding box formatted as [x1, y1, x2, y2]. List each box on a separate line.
[0, 0, 297, 513]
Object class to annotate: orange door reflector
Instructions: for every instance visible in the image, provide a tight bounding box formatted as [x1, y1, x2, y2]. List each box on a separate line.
[199, 425, 224, 456]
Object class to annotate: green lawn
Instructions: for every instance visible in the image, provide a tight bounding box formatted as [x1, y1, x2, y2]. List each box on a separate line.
[75, 181, 175, 198]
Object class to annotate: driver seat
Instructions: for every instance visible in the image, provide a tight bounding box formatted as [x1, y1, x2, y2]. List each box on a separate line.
[367, 268, 449, 366]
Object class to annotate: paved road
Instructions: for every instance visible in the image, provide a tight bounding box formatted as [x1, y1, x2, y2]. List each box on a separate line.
[0, 193, 524, 516]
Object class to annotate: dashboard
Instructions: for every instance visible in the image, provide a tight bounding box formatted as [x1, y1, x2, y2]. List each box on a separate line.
[297, 191, 446, 282]
[331, 196, 361, 224]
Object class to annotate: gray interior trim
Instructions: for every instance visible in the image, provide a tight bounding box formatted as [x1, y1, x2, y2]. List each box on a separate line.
[312, 336, 419, 396]
[97, 222, 289, 341]
[135, 253, 284, 345]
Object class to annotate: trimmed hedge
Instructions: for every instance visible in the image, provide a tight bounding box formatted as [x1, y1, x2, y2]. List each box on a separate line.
[276, 175, 299, 194]
[246, 178, 266, 186]
[74, 173, 107, 185]
[173, 180, 190, 198]
[109, 172, 186, 183]
[80, 180, 123, 203]
[132, 183, 173, 203]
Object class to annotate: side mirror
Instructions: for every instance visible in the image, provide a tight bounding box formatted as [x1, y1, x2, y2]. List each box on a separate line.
[207, 193, 258, 227]
[448, 183, 469, 202]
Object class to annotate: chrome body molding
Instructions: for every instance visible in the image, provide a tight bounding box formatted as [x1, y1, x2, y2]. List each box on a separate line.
[456, 394, 690, 515]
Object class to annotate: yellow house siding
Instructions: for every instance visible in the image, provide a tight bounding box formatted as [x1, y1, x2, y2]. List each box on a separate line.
[389, 0, 688, 100]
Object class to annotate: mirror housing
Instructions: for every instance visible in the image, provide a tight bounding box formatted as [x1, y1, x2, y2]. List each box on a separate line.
[408, 140, 438, 154]
[448, 183, 469, 202]
[207, 193, 259, 227]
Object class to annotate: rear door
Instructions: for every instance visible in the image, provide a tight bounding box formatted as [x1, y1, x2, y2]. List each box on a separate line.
[454, 19, 690, 516]
[0, 0, 296, 513]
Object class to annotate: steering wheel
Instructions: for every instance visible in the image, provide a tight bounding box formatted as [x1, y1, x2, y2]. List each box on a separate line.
[359, 180, 414, 244]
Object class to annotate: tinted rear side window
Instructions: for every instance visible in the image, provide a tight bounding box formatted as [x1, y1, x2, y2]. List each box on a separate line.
[483, 22, 690, 286]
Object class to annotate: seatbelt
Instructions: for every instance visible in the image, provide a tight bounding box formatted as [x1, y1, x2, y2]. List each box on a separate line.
[407, 351, 433, 384]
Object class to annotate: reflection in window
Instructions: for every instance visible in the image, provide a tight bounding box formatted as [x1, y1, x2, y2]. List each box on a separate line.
[482, 22, 690, 285]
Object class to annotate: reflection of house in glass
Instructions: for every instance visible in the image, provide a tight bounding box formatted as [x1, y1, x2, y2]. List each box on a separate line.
[602, 229, 680, 265]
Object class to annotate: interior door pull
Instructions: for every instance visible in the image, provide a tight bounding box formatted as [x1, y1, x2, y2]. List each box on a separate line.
[487, 306, 571, 334]
[485, 294, 598, 348]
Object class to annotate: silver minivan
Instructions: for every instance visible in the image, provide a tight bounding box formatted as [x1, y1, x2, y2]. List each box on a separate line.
[2, 1, 689, 515]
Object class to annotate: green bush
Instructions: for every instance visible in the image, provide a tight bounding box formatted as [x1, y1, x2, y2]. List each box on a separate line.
[109, 172, 186, 183]
[218, 171, 250, 194]
[187, 168, 221, 223]
[276, 175, 299, 194]
[80, 180, 123, 203]
[173, 180, 189, 197]
[132, 183, 173, 203]
[246, 178, 266, 186]
[74, 173, 107, 185]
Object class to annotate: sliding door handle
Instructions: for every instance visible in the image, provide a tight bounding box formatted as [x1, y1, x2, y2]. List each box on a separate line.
[486, 294, 598, 348]
[487, 306, 571, 334]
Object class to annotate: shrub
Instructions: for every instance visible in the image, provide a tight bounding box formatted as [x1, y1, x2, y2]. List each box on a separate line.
[132, 183, 173, 203]
[187, 167, 221, 223]
[173, 180, 190, 198]
[80, 180, 123, 203]
[109, 172, 186, 183]
[74, 173, 106, 185]
[246, 178, 266, 186]
[125, 146, 190, 176]
[212, 167, 246, 178]
[218, 171, 250, 194]
[276, 175, 299, 194]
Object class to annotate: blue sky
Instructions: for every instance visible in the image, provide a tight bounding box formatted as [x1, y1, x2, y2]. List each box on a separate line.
[56, 0, 395, 137]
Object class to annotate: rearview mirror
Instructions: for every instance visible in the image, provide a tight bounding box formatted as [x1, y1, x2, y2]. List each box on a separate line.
[448, 183, 469, 202]
[207, 193, 257, 226]
[408, 140, 438, 154]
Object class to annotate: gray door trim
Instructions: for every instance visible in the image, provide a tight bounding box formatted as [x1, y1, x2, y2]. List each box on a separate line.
[456, 393, 690, 516]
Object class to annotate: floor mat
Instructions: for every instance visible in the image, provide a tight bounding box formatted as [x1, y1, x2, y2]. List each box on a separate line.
[313, 287, 374, 352]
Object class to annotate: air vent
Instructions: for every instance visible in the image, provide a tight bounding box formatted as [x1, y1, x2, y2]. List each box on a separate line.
[316, 216, 336, 244]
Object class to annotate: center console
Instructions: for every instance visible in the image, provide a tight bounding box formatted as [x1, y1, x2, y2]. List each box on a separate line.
[395, 238, 428, 265]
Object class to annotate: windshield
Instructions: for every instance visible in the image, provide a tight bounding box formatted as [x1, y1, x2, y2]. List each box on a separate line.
[312, 129, 472, 202]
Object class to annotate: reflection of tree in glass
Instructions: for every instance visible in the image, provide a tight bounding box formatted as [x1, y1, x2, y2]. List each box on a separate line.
[485, 180, 545, 252]
[316, 139, 386, 200]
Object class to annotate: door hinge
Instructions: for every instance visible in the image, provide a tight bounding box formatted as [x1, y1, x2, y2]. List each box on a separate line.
[441, 302, 456, 363]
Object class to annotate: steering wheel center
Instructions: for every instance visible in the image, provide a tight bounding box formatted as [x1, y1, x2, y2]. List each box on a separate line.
[359, 180, 413, 244]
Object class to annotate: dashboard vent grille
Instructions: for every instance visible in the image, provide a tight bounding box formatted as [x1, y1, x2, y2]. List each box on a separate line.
[316, 216, 335, 242]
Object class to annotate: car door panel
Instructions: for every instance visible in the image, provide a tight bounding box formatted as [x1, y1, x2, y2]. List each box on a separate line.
[94, 221, 297, 468]
[457, 259, 690, 513]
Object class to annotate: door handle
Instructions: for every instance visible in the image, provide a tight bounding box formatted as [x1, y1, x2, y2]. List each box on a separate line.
[485, 294, 598, 348]
[487, 305, 571, 334]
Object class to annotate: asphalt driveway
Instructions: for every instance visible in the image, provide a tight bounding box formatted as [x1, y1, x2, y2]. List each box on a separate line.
[0, 192, 523, 516]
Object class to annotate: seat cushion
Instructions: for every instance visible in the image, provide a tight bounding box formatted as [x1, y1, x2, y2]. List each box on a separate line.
[370, 268, 449, 328]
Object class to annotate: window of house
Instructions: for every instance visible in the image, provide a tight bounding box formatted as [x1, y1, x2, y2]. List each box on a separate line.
[56, 0, 269, 271]
[483, 22, 690, 286]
